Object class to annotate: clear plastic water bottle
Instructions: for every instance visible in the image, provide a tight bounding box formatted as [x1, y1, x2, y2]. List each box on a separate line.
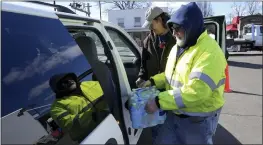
[129, 86, 167, 129]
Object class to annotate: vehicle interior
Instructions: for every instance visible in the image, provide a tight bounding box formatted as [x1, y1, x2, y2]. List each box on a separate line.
[68, 28, 132, 143]
[67, 25, 144, 143]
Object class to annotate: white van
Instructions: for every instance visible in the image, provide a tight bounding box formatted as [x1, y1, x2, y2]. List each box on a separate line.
[243, 24, 263, 49]
[1, 2, 226, 144]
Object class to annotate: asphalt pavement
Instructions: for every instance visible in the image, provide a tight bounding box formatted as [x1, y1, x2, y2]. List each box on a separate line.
[137, 51, 263, 144]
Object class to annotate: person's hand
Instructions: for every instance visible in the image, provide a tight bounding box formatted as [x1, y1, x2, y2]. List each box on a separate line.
[145, 98, 158, 114]
[138, 80, 152, 88]
[135, 78, 145, 87]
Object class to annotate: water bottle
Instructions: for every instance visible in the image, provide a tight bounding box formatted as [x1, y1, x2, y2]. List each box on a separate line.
[130, 104, 145, 129]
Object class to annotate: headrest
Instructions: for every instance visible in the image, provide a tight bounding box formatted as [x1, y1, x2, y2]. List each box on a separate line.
[75, 36, 98, 61]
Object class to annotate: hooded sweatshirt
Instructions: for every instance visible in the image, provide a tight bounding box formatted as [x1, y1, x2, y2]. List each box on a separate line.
[167, 2, 205, 50]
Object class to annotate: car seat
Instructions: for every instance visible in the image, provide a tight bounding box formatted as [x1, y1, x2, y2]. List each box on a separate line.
[75, 36, 118, 115]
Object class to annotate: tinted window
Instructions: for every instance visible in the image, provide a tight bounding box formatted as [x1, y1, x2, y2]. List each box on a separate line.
[1, 11, 92, 118]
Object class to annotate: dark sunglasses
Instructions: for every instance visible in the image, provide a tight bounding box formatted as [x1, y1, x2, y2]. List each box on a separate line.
[170, 23, 182, 32]
[57, 79, 75, 90]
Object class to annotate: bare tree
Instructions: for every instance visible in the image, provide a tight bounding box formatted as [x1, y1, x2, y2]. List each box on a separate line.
[231, 2, 246, 16]
[196, 2, 214, 17]
[168, 7, 175, 15]
[246, 1, 260, 15]
[145, 2, 152, 8]
[227, 13, 234, 24]
[106, 1, 151, 11]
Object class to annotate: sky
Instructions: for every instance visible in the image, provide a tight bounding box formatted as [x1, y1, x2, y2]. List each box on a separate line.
[9, 1, 262, 23]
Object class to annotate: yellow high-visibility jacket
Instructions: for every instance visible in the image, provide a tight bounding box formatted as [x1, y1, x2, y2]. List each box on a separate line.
[151, 30, 227, 117]
[50, 81, 107, 142]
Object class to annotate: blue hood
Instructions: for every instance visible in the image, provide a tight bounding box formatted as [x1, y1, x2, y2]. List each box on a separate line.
[167, 2, 205, 49]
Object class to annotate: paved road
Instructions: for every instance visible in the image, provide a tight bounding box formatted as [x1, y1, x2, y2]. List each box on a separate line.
[137, 51, 263, 144]
[217, 51, 262, 144]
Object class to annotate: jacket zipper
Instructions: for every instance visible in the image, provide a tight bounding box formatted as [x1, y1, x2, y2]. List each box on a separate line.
[169, 47, 187, 89]
[159, 36, 166, 71]
[152, 36, 161, 72]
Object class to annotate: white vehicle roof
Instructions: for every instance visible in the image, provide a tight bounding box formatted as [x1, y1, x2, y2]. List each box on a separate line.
[244, 24, 262, 27]
[2, 2, 59, 19]
[2, 1, 140, 53]
[2, 2, 125, 31]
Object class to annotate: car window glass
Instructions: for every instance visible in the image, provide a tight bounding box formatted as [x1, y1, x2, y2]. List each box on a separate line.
[2, 11, 109, 143]
[70, 30, 107, 62]
[205, 23, 217, 40]
[106, 28, 136, 63]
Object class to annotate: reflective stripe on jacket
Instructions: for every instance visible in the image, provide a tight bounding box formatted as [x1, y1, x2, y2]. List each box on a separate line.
[50, 81, 106, 141]
[151, 30, 227, 117]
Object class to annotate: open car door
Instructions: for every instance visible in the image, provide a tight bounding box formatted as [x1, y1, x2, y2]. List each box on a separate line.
[204, 15, 227, 59]
[58, 11, 144, 144]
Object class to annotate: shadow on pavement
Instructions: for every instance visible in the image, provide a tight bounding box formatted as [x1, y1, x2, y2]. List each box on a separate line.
[231, 90, 263, 96]
[213, 124, 242, 144]
[137, 124, 242, 145]
[229, 53, 263, 57]
[228, 60, 263, 69]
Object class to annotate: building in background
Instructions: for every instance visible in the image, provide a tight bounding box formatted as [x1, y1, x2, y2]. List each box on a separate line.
[108, 7, 168, 47]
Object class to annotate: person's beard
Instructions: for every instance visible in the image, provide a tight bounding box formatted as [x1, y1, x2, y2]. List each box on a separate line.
[176, 36, 185, 47]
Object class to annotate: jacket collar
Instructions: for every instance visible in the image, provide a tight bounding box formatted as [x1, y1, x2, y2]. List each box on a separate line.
[196, 30, 208, 44]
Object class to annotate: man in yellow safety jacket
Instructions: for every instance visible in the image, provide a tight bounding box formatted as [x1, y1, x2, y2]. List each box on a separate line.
[143, 2, 227, 144]
[49, 73, 108, 142]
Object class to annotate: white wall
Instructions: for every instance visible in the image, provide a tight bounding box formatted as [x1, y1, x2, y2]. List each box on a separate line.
[108, 7, 168, 29]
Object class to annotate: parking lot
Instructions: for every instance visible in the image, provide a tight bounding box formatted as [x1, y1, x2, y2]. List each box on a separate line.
[138, 51, 262, 144]
[215, 51, 262, 144]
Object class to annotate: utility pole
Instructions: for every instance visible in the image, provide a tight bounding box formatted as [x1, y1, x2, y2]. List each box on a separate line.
[86, 3, 91, 17]
[53, 0, 56, 11]
[204, 1, 207, 17]
[99, 1, 102, 19]
[69, 2, 92, 17]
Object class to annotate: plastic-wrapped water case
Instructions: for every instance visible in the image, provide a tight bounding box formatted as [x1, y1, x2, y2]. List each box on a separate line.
[128, 86, 167, 129]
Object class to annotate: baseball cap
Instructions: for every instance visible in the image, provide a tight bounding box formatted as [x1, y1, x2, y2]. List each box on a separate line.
[142, 6, 164, 28]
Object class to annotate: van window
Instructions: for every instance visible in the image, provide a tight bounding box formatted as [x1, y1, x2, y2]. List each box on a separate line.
[260, 26, 263, 33]
[71, 30, 107, 62]
[205, 23, 217, 40]
[244, 26, 254, 34]
[2, 11, 109, 143]
[106, 28, 136, 63]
